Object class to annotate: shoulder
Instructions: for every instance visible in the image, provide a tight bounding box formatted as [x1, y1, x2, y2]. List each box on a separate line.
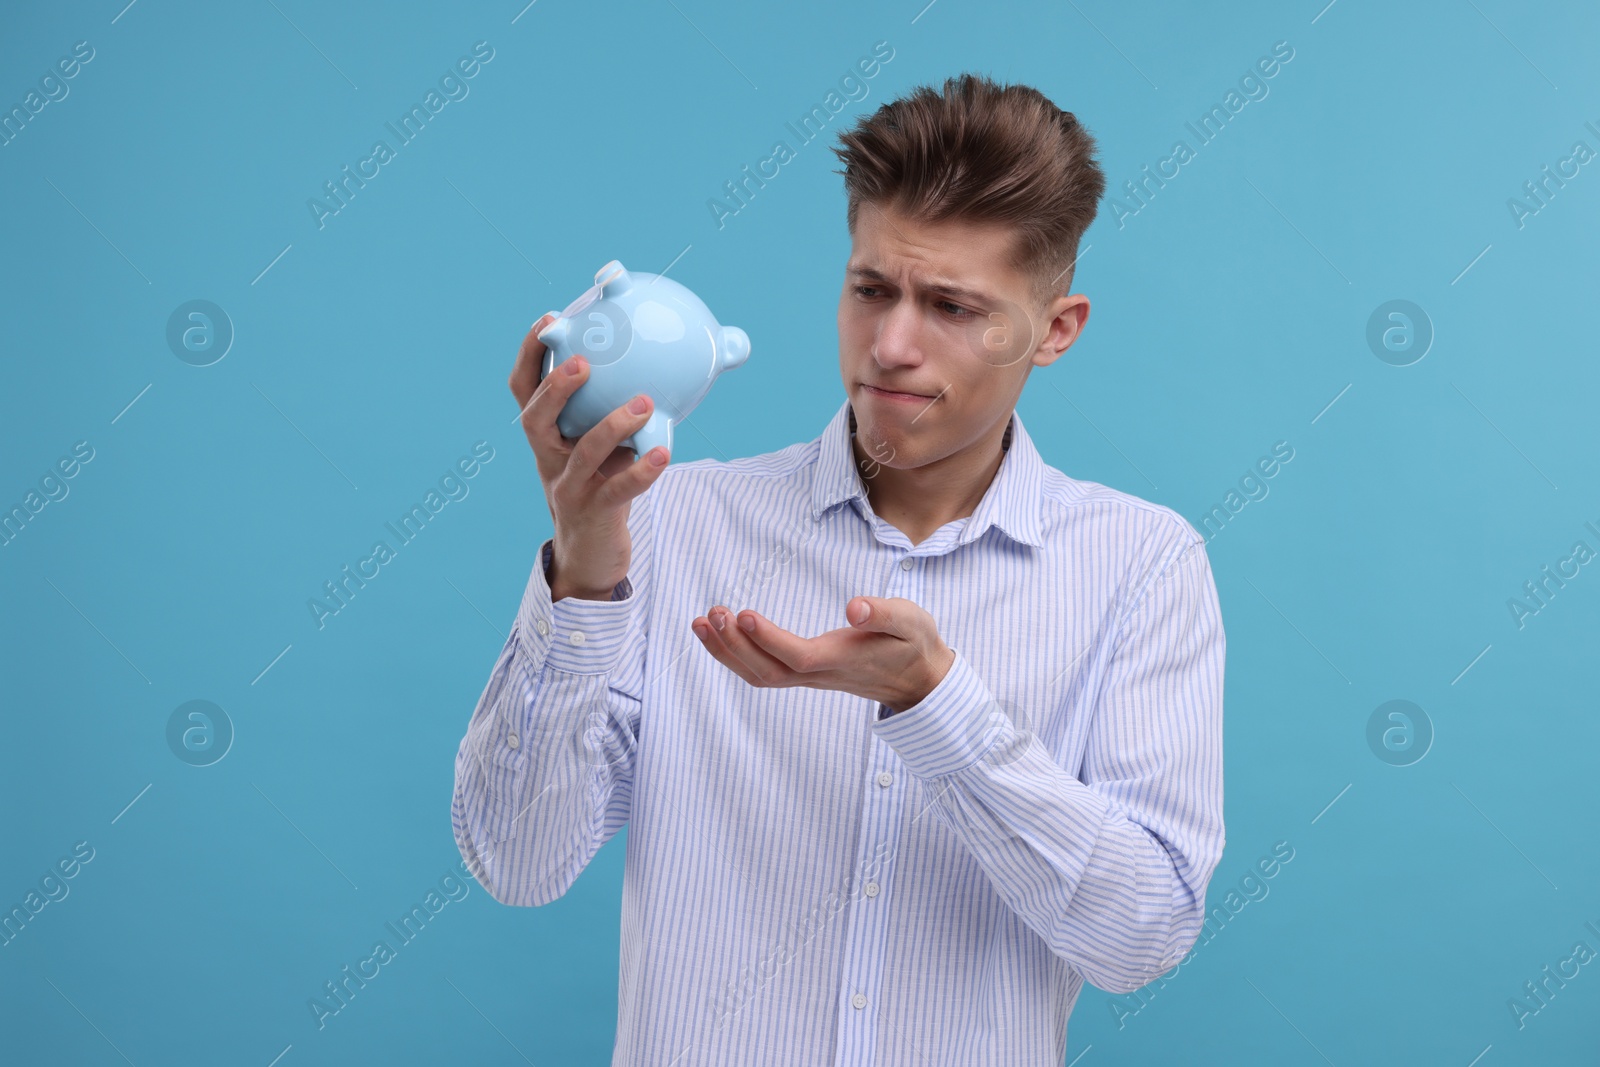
[1040, 466, 1204, 556]
[662, 437, 817, 483]
[647, 434, 820, 513]
[1036, 464, 1211, 613]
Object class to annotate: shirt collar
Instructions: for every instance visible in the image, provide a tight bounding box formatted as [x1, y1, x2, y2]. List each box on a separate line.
[808, 398, 1046, 549]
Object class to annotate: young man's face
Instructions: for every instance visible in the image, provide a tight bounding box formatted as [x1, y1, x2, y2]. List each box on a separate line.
[837, 201, 1089, 477]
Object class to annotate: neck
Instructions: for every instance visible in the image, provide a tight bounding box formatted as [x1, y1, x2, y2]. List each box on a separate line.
[851, 409, 1010, 546]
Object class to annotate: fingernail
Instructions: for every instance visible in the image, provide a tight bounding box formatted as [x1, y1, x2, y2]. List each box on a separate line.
[648, 448, 668, 467]
[711, 611, 725, 631]
[737, 614, 755, 632]
[566, 356, 583, 375]
[628, 395, 648, 414]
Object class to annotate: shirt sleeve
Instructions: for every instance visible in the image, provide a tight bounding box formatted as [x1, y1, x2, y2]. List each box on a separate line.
[452, 482, 658, 907]
[870, 532, 1225, 994]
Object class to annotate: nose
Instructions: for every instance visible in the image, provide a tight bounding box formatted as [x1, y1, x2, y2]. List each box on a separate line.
[871, 299, 925, 371]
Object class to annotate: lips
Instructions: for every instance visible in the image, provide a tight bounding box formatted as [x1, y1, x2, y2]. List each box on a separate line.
[862, 383, 934, 401]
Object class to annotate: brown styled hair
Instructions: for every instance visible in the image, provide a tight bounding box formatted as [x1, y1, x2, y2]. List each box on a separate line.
[830, 72, 1106, 314]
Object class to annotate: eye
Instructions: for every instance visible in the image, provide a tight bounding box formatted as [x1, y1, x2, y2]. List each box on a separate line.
[853, 285, 881, 299]
[937, 300, 975, 321]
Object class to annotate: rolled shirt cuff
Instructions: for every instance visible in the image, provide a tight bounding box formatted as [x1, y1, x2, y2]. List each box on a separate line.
[514, 537, 639, 674]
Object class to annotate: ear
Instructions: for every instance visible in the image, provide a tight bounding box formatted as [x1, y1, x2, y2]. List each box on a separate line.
[1033, 293, 1090, 368]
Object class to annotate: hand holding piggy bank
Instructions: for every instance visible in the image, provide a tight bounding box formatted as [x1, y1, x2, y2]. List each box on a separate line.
[536, 260, 750, 459]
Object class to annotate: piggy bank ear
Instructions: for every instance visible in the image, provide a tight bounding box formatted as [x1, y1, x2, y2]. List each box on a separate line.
[538, 316, 569, 346]
[537, 318, 571, 383]
[719, 326, 751, 371]
[596, 260, 633, 298]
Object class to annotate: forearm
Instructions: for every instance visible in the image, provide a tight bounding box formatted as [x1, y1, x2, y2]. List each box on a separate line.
[873, 651, 1221, 993]
[453, 540, 647, 906]
[453, 642, 641, 903]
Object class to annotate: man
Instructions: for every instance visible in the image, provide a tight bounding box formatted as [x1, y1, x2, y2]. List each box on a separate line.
[453, 72, 1225, 1065]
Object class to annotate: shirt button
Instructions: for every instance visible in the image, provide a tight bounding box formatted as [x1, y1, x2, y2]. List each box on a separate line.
[535, 618, 549, 636]
[876, 772, 893, 788]
[851, 992, 867, 1009]
[899, 557, 914, 570]
[568, 630, 586, 645]
[506, 733, 520, 750]
[864, 881, 880, 898]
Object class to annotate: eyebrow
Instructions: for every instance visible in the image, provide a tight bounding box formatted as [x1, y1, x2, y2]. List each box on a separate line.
[847, 265, 998, 308]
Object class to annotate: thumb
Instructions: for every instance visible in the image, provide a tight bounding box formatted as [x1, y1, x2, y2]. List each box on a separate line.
[847, 596, 906, 634]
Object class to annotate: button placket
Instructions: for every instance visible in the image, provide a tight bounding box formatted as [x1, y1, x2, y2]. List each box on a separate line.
[831, 544, 920, 1065]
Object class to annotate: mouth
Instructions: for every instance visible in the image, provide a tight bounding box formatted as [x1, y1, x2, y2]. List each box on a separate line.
[861, 383, 936, 404]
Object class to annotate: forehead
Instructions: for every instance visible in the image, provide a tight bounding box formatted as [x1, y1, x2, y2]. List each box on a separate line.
[846, 204, 1022, 303]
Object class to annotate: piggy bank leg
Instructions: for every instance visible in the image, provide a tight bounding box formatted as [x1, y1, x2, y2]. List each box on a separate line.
[627, 412, 673, 460]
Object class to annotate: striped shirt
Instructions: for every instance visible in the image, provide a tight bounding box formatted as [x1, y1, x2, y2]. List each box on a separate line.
[452, 398, 1226, 1065]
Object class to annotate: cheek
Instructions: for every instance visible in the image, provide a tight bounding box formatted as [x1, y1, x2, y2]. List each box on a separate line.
[950, 363, 994, 405]
[837, 312, 876, 367]
[836, 306, 855, 351]
[838, 302, 868, 338]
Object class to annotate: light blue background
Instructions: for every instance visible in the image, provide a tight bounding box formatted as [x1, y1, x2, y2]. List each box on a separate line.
[2, 1, 1597, 1064]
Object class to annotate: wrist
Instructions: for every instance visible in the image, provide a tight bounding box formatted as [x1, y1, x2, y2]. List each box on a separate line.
[544, 541, 620, 602]
[894, 645, 955, 713]
[549, 581, 618, 603]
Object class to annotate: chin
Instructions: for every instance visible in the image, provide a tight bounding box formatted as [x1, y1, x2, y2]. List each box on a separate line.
[860, 421, 927, 470]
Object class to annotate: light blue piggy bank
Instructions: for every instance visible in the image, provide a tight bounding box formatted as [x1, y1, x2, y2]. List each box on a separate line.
[538, 259, 750, 459]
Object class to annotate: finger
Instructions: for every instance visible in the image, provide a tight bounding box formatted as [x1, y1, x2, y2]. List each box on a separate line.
[845, 597, 947, 681]
[701, 607, 792, 686]
[523, 370, 592, 490]
[509, 313, 557, 414]
[591, 443, 671, 509]
[691, 613, 765, 687]
[563, 393, 663, 493]
[844, 596, 923, 642]
[733, 610, 832, 674]
[512, 316, 593, 486]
